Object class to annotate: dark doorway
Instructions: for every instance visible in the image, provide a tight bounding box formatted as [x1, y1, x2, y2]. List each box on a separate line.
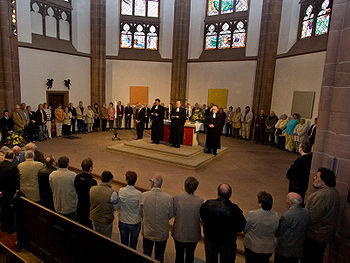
[47, 91, 69, 110]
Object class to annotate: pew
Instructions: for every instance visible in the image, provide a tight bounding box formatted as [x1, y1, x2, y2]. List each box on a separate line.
[0, 242, 26, 263]
[15, 197, 156, 263]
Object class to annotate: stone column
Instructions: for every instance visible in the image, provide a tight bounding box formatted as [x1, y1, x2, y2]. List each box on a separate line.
[252, 0, 283, 116]
[90, 0, 106, 106]
[170, 0, 191, 105]
[310, 0, 350, 261]
[0, 0, 21, 113]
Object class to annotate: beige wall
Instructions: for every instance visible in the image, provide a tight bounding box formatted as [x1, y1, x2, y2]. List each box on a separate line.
[106, 60, 172, 105]
[19, 47, 91, 107]
[271, 52, 326, 121]
[187, 61, 257, 108]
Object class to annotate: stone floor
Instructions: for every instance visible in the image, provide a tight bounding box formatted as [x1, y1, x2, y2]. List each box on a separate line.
[35, 129, 297, 262]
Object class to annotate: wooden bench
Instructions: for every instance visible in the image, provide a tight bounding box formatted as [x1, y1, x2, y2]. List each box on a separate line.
[15, 197, 156, 263]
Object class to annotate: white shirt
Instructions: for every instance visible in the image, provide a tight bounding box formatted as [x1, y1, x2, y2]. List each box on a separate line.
[155, 106, 158, 110]
[176, 108, 180, 112]
[213, 113, 216, 118]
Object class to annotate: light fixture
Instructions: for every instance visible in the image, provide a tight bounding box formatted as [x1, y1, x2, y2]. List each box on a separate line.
[8, 0, 17, 36]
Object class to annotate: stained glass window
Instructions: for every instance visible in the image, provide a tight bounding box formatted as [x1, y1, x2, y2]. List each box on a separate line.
[235, 0, 249, 12]
[120, 0, 160, 51]
[135, 0, 146, 16]
[301, 5, 314, 39]
[208, 0, 219, 16]
[133, 24, 145, 49]
[299, 0, 332, 40]
[148, 0, 159, 17]
[121, 0, 133, 15]
[205, 0, 249, 51]
[232, 21, 246, 48]
[121, 23, 133, 48]
[218, 23, 231, 49]
[315, 0, 331, 35]
[221, 0, 234, 14]
[205, 24, 218, 50]
[146, 25, 158, 50]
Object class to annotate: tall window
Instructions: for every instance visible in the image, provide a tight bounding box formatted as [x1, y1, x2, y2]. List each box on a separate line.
[30, 0, 72, 41]
[204, 0, 249, 50]
[300, 0, 332, 39]
[120, 0, 160, 50]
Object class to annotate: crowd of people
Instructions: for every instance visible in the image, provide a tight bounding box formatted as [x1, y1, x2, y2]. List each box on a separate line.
[0, 138, 340, 263]
[0, 101, 317, 155]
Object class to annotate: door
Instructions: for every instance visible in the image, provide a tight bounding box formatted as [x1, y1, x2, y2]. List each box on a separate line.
[47, 91, 69, 110]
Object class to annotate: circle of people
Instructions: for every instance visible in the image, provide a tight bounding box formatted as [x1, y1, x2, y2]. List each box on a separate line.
[0, 142, 339, 263]
[1, 101, 317, 154]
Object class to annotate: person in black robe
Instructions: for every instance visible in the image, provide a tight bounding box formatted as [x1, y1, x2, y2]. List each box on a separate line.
[135, 103, 146, 139]
[0, 151, 19, 234]
[170, 101, 186, 148]
[205, 106, 224, 155]
[150, 99, 164, 144]
[0, 110, 14, 144]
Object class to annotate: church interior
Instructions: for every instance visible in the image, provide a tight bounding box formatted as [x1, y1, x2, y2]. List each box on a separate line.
[0, 0, 349, 262]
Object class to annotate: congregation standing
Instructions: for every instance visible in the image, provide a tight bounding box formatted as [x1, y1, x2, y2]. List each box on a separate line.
[0, 136, 340, 263]
[0, 99, 336, 263]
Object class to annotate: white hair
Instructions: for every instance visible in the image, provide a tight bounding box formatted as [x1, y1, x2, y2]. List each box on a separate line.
[0, 146, 10, 154]
[25, 150, 35, 160]
[289, 195, 302, 206]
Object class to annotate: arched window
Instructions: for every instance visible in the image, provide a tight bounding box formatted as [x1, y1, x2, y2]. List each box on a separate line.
[120, 0, 160, 50]
[204, 0, 249, 51]
[30, 0, 72, 41]
[299, 0, 332, 39]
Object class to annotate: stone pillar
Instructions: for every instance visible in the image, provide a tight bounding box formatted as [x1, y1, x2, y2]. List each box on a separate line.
[252, 0, 283, 117]
[90, 0, 106, 106]
[310, 0, 350, 261]
[0, 0, 21, 113]
[170, 0, 191, 105]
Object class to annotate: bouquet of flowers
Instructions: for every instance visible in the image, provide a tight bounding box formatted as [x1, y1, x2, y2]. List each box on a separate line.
[5, 132, 26, 148]
[191, 108, 204, 123]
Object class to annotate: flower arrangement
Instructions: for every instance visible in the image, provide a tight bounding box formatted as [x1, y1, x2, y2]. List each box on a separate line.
[5, 133, 26, 148]
[191, 108, 204, 123]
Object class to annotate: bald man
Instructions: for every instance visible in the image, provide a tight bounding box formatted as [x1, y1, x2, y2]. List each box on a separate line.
[140, 175, 173, 262]
[200, 184, 246, 263]
[12, 146, 25, 166]
[275, 193, 309, 263]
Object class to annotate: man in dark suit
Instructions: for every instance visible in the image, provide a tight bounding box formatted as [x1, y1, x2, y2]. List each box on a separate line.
[38, 156, 57, 210]
[0, 110, 14, 144]
[205, 106, 225, 155]
[116, 101, 124, 130]
[286, 142, 313, 205]
[124, 103, 133, 129]
[144, 105, 151, 130]
[135, 103, 146, 139]
[200, 184, 246, 263]
[150, 99, 164, 144]
[74, 158, 97, 228]
[0, 151, 19, 233]
[170, 101, 186, 148]
[68, 103, 77, 134]
[308, 117, 317, 147]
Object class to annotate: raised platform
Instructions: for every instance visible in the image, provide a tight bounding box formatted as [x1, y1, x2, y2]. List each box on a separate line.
[107, 139, 228, 169]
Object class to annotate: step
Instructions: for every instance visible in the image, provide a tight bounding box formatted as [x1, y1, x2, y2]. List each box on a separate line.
[107, 143, 228, 169]
[124, 139, 203, 158]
